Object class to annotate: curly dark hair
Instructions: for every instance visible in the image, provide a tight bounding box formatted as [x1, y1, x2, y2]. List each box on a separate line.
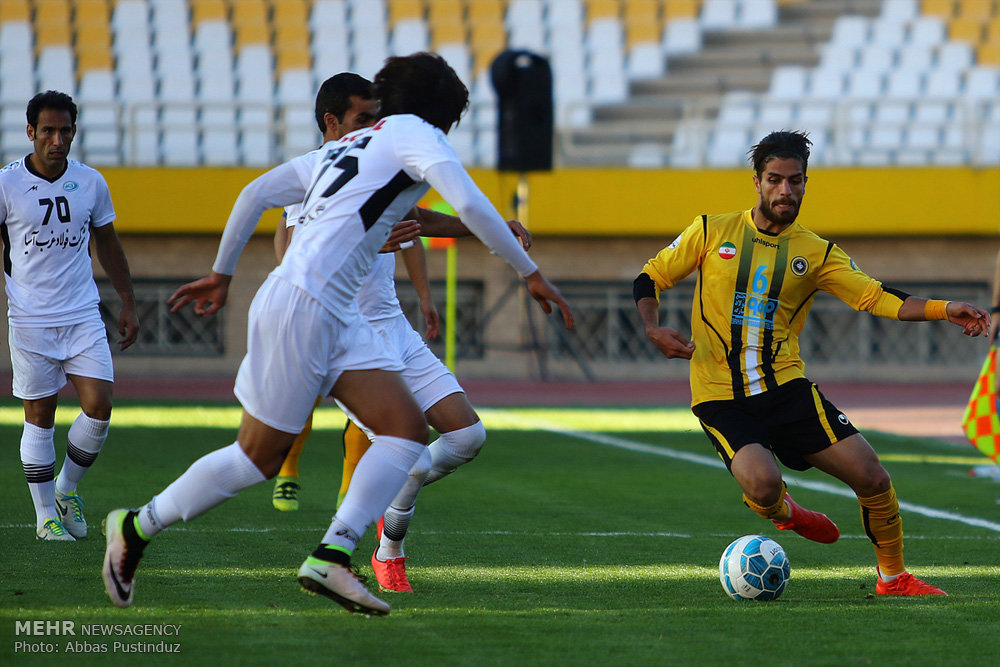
[748, 130, 811, 176]
[374, 52, 469, 132]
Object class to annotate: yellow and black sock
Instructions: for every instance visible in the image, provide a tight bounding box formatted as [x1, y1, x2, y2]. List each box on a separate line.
[858, 484, 905, 577]
[743, 483, 790, 522]
[337, 419, 372, 507]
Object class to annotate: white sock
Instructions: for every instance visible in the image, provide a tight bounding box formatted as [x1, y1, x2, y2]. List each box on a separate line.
[323, 435, 425, 553]
[20, 421, 57, 528]
[424, 421, 487, 485]
[56, 412, 109, 495]
[377, 447, 432, 559]
[139, 443, 265, 537]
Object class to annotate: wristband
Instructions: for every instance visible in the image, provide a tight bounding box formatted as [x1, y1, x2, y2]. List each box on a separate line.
[924, 300, 950, 321]
[991, 306, 1000, 315]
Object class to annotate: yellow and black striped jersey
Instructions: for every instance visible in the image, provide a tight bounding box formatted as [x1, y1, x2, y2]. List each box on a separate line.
[640, 209, 905, 405]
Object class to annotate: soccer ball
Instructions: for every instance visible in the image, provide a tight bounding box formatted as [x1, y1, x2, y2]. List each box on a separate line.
[719, 535, 790, 601]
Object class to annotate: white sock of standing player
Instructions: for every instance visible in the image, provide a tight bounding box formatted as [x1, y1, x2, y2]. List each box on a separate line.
[377, 421, 486, 559]
[55, 412, 109, 495]
[20, 421, 58, 529]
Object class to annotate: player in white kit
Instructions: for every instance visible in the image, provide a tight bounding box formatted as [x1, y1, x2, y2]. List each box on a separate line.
[102, 53, 574, 616]
[1, 91, 139, 541]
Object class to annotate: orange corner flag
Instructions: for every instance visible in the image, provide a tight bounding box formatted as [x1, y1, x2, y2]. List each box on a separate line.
[961, 345, 1000, 464]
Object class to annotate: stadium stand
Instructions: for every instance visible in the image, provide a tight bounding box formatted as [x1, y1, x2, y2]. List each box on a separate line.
[0, 0, 996, 168]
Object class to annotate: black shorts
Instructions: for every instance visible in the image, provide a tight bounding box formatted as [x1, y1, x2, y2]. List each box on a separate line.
[691, 378, 859, 472]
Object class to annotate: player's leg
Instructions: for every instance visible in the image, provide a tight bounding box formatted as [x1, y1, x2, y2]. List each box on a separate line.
[806, 433, 946, 595]
[273, 396, 322, 511]
[378, 392, 482, 556]
[696, 396, 839, 544]
[11, 324, 73, 540]
[21, 394, 70, 540]
[299, 368, 427, 615]
[102, 275, 327, 608]
[54, 374, 114, 538]
[337, 418, 373, 508]
[104, 411, 290, 607]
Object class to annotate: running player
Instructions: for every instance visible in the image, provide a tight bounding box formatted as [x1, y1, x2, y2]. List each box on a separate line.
[634, 130, 989, 596]
[1, 91, 139, 541]
[102, 53, 573, 616]
[269, 72, 379, 512]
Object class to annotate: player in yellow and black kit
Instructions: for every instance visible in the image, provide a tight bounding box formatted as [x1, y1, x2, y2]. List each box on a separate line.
[634, 130, 991, 596]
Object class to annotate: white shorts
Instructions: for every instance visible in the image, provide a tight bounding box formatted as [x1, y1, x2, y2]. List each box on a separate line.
[234, 276, 404, 434]
[337, 315, 464, 438]
[372, 314, 463, 412]
[9, 318, 114, 400]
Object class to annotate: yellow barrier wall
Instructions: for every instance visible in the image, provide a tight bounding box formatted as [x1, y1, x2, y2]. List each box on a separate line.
[103, 167, 1000, 237]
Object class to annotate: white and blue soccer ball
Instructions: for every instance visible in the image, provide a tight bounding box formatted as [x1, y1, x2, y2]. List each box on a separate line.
[719, 535, 790, 601]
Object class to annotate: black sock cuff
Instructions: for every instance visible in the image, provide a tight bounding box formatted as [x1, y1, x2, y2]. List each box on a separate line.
[311, 544, 350, 566]
[123, 510, 149, 548]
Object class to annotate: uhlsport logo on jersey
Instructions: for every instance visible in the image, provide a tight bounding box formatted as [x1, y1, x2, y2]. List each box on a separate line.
[718, 242, 737, 259]
[667, 233, 682, 249]
[63, 181, 78, 192]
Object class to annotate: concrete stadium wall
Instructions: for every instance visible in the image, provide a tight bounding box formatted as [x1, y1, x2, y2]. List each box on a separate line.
[1, 166, 997, 383]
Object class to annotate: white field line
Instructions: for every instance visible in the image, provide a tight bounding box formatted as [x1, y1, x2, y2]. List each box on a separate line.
[0, 523, 996, 540]
[481, 409, 1000, 535]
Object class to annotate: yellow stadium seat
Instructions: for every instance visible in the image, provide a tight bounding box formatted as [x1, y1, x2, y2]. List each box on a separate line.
[469, 21, 506, 73]
[663, 0, 700, 20]
[626, 21, 661, 47]
[75, 22, 111, 48]
[922, 0, 956, 18]
[275, 46, 311, 72]
[275, 22, 309, 44]
[36, 23, 73, 49]
[0, 0, 30, 22]
[271, 0, 309, 26]
[191, 0, 228, 23]
[624, 0, 661, 24]
[76, 45, 113, 73]
[35, 0, 72, 26]
[987, 17, 1000, 41]
[428, 0, 464, 26]
[236, 23, 271, 47]
[587, 0, 620, 20]
[950, 16, 986, 42]
[955, 0, 996, 20]
[232, 0, 268, 26]
[431, 21, 467, 48]
[977, 41, 1000, 64]
[389, 0, 425, 22]
[466, 0, 504, 25]
[73, 0, 111, 28]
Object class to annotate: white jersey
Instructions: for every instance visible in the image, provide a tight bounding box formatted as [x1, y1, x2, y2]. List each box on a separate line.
[275, 115, 446, 320]
[216, 114, 537, 318]
[355, 253, 403, 321]
[0, 157, 115, 327]
[285, 187, 403, 322]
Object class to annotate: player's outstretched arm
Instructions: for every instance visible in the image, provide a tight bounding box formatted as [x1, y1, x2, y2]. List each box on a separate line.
[636, 296, 695, 359]
[897, 297, 991, 337]
[414, 207, 532, 250]
[92, 223, 139, 350]
[168, 272, 232, 317]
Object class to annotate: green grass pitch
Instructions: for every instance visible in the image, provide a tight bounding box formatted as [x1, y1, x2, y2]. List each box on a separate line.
[1, 399, 999, 665]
